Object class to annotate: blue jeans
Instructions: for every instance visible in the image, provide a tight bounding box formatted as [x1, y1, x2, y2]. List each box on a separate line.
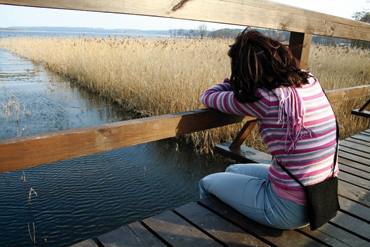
[199, 164, 309, 229]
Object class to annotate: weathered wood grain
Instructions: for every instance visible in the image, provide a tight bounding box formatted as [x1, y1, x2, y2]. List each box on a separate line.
[199, 197, 324, 247]
[175, 202, 269, 247]
[339, 151, 370, 167]
[69, 239, 98, 247]
[298, 223, 370, 247]
[126, 221, 166, 247]
[339, 172, 370, 190]
[0, 109, 251, 172]
[340, 140, 370, 154]
[1, 0, 369, 41]
[143, 210, 221, 247]
[98, 224, 165, 247]
[331, 211, 370, 241]
[339, 163, 370, 180]
[350, 134, 370, 143]
[326, 85, 370, 104]
[346, 138, 370, 147]
[339, 157, 370, 173]
[339, 181, 370, 207]
[340, 146, 370, 159]
[215, 142, 272, 164]
[339, 196, 370, 222]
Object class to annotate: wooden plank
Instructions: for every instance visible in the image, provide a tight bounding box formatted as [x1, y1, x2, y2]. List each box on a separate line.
[0, 85, 368, 173]
[339, 180, 370, 207]
[352, 109, 370, 118]
[70, 239, 98, 247]
[340, 146, 370, 159]
[215, 143, 272, 164]
[143, 210, 221, 247]
[346, 137, 370, 147]
[339, 152, 370, 167]
[175, 202, 270, 247]
[339, 157, 370, 173]
[351, 134, 370, 143]
[361, 131, 370, 137]
[127, 222, 166, 247]
[199, 196, 325, 247]
[98, 224, 165, 247]
[298, 222, 370, 247]
[229, 120, 257, 150]
[0, 109, 251, 173]
[340, 140, 370, 154]
[339, 164, 370, 180]
[326, 85, 370, 104]
[339, 196, 370, 222]
[289, 32, 312, 69]
[339, 172, 370, 190]
[1, 0, 370, 41]
[331, 211, 370, 241]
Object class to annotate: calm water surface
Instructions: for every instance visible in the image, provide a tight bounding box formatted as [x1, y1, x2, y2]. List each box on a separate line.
[0, 49, 227, 247]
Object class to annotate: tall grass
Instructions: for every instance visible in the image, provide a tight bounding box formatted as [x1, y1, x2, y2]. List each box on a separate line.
[0, 37, 369, 153]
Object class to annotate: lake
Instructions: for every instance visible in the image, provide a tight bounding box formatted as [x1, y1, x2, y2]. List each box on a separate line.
[0, 48, 227, 247]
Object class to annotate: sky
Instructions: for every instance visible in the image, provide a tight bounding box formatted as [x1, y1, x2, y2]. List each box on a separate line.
[0, 0, 369, 30]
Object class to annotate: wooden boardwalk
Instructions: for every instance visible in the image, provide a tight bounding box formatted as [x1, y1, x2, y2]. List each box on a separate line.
[71, 129, 370, 247]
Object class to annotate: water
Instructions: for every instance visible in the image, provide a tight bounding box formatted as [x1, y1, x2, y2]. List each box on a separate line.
[0, 29, 170, 39]
[0, 49, 227, 247]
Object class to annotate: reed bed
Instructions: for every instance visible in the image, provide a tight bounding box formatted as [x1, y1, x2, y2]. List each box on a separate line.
[0, 37, 369, 153]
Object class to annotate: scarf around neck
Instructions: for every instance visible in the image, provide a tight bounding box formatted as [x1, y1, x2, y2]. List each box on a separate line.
[272, 86, 310, 151]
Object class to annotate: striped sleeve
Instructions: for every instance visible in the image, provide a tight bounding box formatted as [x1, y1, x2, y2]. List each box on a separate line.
[200, 82, 268, 118]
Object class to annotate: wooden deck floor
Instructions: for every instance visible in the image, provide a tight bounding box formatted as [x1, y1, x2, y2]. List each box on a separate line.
[71, 129, 370, 247]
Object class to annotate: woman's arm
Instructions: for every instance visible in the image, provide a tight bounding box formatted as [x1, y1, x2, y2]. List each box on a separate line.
[200, 79, 267, 118]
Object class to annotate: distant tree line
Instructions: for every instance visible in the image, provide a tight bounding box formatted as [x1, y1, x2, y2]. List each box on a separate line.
[169, 15, 369, 50]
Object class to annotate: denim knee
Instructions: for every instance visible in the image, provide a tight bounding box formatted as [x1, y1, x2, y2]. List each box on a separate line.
[225, 164, 240, 173]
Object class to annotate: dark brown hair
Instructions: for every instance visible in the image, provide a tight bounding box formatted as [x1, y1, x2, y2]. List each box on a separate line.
[228, 29, 311, 102]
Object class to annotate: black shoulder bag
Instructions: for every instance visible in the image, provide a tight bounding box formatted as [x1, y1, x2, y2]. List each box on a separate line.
[275, 98, 340, 230]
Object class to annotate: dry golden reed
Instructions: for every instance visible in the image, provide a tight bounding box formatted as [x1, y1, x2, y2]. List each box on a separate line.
[0, 37, 369, 153]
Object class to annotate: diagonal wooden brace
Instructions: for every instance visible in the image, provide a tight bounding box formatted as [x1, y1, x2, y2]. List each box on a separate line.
[359, 98, 370, 111]
[229, 119, 258, 150]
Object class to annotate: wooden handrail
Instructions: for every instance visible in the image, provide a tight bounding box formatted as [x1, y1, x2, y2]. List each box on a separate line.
[1, 0, 369, 41]
[0, 85, 369, 173]
[0, 109, 254, 173]
[212, 85, 370, 150]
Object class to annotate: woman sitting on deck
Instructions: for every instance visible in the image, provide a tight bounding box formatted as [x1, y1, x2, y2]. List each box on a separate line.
[199, 29, 338, 229]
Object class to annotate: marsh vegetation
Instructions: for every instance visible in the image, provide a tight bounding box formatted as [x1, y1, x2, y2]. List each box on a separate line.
[0, 37, 369, 152]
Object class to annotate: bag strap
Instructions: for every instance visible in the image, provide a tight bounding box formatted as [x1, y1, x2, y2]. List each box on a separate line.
[275, 88, 339, 188]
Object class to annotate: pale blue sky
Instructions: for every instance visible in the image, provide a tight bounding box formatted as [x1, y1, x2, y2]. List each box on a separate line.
[0, 0, 369, 30]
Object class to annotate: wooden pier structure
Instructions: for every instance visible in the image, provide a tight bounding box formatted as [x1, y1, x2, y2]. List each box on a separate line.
[72, 129, 370, 247]
[0, 1, 369, 246]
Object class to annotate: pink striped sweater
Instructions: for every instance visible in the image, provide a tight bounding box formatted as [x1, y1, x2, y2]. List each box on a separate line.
[200, 77, 339, 205]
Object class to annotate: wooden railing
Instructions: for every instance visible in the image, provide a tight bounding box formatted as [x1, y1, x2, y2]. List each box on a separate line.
[0, 0, 369, 173]
[1, 0, 370, 41]
[1, 86, 369, 173]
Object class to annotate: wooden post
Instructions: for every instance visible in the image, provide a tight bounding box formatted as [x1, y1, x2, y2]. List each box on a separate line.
[289, 32, 312, 69]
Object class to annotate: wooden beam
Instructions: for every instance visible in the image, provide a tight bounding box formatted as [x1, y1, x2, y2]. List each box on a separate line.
[0, 109, 253, 173]
[0, 85, 368, 173]
[0, 0, 369, 41]
[289, 32, 312, 69]
[229, 119, 257, 150]
[326, 85, 370, 103]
